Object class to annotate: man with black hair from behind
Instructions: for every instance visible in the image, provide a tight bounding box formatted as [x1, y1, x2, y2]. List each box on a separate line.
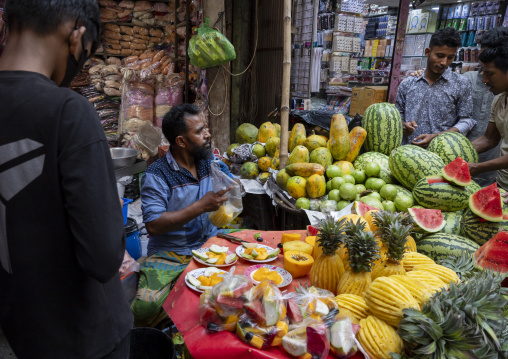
[0, 1, 133, 358]
[395, 28, 475, 148]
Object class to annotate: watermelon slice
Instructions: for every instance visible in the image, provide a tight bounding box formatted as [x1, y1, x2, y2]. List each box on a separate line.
[408, 208, 446, 233]
[475, 231, 508, 273]
[442, 157, 472, 186]
[353, 201, 379, 217]
[307, 225, 319, 237]
[469, 183, 503, 222]
[426, 175, 452, 184]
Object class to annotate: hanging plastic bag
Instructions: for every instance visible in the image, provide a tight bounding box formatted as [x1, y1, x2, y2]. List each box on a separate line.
[208, 162, 242, 228]
[285, 285, 338, 325]
[188, 17, 236, 68]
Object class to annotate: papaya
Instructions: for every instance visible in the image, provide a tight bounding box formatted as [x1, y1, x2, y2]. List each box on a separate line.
[288, 145, 309, 165]
[258, 156, 272, 171]
[271, 142, 280, 170]
[310, 147, 333, 167]
[287, 176, 307, 199]
[240, 162, 259, 179]
[306, 174, 326, 198]
[257, 122, 277, 143]
[327, 114, 350, 161]
[284, 251, 314, 278]
[258, 172, 271, 183]
[304, 134, 327, 153]
[276, 169, 291, 191]
[345, 127, 367, 163]
[236, 123, 258, 144]
[274, 123, 281, 137]
[333, 160, 354, 175]
[285, 163, 325, 177]
[265, 136, 280, 157]
[227, 143, 239, 157]
[288, 123, 307, 153]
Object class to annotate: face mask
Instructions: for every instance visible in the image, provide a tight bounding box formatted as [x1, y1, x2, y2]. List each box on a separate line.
[59, 32, 89, 87]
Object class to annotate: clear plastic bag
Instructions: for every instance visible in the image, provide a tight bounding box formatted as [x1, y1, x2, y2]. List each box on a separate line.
[199, 271, 253, 333]
[188, 18, 236, 68]
[208, 162, 242, 228]
[285, 286, 339, 325]
[281, 318, 330, 359]
[133, 122, 163, 160]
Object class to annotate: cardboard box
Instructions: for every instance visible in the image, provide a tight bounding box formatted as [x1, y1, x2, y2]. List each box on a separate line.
[349, 86, 388, 116]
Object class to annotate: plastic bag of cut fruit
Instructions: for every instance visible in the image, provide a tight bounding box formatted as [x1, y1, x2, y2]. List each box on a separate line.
[208, 161, 242, 228]
[199, 271, 253, 333]
[235, 280, 289, 349]
[285, 285, 338, 325]
[281, 318, 330, 359]
[320, 316, 366, 359]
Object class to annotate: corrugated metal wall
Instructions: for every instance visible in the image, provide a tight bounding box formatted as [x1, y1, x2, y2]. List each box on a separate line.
[255, 0, 284, 126]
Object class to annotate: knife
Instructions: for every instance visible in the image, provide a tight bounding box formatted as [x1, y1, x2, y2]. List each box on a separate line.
[217, 232, 248, 245]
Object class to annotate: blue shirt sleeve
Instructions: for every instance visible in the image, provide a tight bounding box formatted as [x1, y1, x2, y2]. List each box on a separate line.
[218, 159, 234, 179]
[140, 172, 171, 223]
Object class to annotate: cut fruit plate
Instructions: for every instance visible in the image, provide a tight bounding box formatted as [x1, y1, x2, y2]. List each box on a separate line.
[244, 264, 292, 288]
[192, 244, 238, 267]
[185, 267, 228, 293]
[236, 243, 281, 263]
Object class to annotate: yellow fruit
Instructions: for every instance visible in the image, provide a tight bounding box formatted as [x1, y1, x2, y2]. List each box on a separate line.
[364, 276, 420, 327]
[401, 252, 435, 272]
[285, 163, 325, 177]
[289, 123, 307, 152]
[412, 263, 460, 285]
[288, 145, 310, 165]
[304, 236, 316, 256]
[258, 172, 270, 183]
[257, 121, 277, 142]
[333, 160, 355, 175]
[283, 241, 313, 256]
[286, 176, 307, 199]
[258, 156, 272, 172]
[333, 294, 369, 320]
[304, 134, 327, 153]
[209, 205, 234, 227]
[283, 251, 314, 278]
[337, 270, 372, 296]
[363, 210, 379, 233]
[309, 147, 333, 167]
[340, 214, 370, 231]
[276, 168, 291, 191]
[405, 235, 417, 252]
[306, 174, 326, 198]
[371, 259, 406, 280]
[345, 126, 367, 163]
[265, 136, 280, 157]
[310, 253, 344, 295]
[328, 113, 350, 161]
[358, 316, 403, 359]
[281, 233, 302, 244]
[390, 275, 432, 309]
[406, 270, 448, 293]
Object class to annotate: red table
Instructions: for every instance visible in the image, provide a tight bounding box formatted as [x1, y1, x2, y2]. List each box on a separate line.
[163, 230, 363, 359]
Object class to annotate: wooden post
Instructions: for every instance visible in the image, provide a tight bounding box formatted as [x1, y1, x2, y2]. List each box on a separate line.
[280, 0, 292, 169]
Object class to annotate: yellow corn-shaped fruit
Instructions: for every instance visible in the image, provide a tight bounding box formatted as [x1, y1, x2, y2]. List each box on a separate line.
[407, 270, 448, 292]
[412, 263, 460, 285]
[333, 294, 369, 320]
[371, 260, 406, 280]
[364, 277, 420, 327]
[358, 316, 403, 359]
[337, 270, 372, 297]
[405, 235, 417, 252]
[390, 275, 432, 309]
[401, 252, 435, 272]
[209, 205, 234, 227]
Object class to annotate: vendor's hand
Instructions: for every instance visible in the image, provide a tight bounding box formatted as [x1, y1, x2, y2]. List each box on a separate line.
[502, 191, 508, 204]
[411, 133, 437, 148]
[200, 186, 232, 212]
[468, 162, 482, 177]
[403, 121, 418, 136]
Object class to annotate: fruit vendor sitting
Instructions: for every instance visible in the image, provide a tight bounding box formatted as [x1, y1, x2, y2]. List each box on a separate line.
[133, 103, 236, 327]
[468, 45, 508, 193]
[395, 28, 476, 148]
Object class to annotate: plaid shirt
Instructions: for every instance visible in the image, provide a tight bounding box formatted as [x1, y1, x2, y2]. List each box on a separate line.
[141, 150, 232, 256]
[396, 68, 476, 144]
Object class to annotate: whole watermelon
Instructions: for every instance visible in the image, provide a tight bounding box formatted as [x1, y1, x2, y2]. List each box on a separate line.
[353, 152, 397, 184]
[427, 132, 479, 164]
[440, 212, 462, 235]
[362, 103, 403, 156]
[417, 233, 479, 260]
[460, 208, 508, 245]
[412, 176, 470, 211]
[389, 145, 445, 190]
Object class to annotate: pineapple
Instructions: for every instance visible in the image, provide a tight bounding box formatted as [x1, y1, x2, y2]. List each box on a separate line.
[412, 263, 460, 285]
[337, 220, 380, 296]
[398, 270, 508, 359]
[436, 251, 477, 280]
[364, 276, 420, 327]
[333, 294, 369, 321]
[406, 270, 448, 293]
[357, 315, 403, 359]
[401, 252, 435, 272]
[390, 275, 432, 309]
[371, 212, 413, 279]
[310, 215, 346, 295]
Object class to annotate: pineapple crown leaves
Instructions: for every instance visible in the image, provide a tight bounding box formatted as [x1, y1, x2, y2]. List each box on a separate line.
[399, 270, 508, 359]
[315, 215, 348, 256]
[437, 252, 479, 281]
[344, 227, 380, 273]
[383, 221, 412, 262]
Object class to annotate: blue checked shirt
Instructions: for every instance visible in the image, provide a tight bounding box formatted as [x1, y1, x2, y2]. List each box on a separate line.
[395, 68, 476, 144]
[141, 150, 233, 256]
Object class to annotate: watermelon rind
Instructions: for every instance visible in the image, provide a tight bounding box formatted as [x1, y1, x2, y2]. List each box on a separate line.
[354, 152, 397, 184]
[465, 180, 481, 196]
[469, 183, 503, 222]
[362, 103, 403, 156]
[460, 208, 508, 245]
[412, 176, 470, 212]
[417, 233, 480, 261]
[389, 145, 445, 190]
[393, 185, 412, 199]
[427, 132, 479, 164]
[441, 157, 472, 187]
[440, 212, 462, 235]
[408, 208, 446, 233]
